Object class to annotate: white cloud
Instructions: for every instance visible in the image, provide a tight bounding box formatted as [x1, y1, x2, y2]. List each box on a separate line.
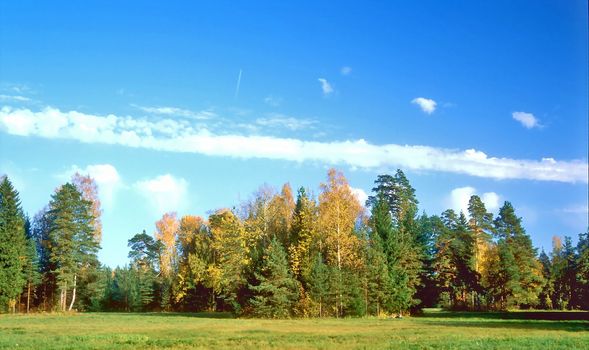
[62, 164, 122, 210]
[350, 186, 368, 207]
[560, 204, 589, 214]
[1, 106, 587, 184]
[133, 104, 216, 120]
[412, 97, 437, 114]
[134, 174, 188, 214]
[341, 66, 352, 76]
[512, 111, 540, 129]
[255, 114, 317, 131]
[318, 78, 334, 96]
[263, 96, 282, 107]
[0, 95, 31, 102]
[449, 187, 501, 216]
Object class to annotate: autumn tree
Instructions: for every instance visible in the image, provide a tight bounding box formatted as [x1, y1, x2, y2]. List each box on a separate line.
[154, 212, 179, 310]
[318, 168, 363, 316]
[208, 209, 249, 313]
[174, 215, 213, 310]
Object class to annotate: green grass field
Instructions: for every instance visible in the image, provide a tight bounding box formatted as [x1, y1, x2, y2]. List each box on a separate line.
[0, 310, 587, 349]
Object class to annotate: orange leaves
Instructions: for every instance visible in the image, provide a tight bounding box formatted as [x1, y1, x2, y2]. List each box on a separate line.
[155, 212, 179, 276]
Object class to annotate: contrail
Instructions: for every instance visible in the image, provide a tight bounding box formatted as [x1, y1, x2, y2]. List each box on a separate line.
[234, 69, 242, 98]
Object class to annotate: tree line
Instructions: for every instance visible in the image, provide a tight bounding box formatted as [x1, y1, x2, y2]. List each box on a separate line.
[0, 169, 587, 317]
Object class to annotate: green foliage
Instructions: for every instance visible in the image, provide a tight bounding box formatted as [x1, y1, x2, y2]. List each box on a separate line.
[490, 202, 543, 308]
[249, 237, 299, 318]
[47, 183, 100, 311]
[0, 176, 28, 312]
[368, 173, 423, 315]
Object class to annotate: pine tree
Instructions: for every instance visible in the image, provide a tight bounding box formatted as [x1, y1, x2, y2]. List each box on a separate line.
[364, 233, 392, 315]
[249, 237, 299, 318]
[289, 187, 318, 283]
[307, 252, 329, 317]
[576, 230, 589, 309]
[0, 176, 28, 313]
[128, 230, 162, 310]
[22, 216, 41, 313]
[368, 173, 422, 315]
[47, 183, 99, 311]
[490, 202, 543, 308]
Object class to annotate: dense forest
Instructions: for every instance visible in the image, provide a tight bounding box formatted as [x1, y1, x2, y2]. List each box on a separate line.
[0, 169, 588, 317]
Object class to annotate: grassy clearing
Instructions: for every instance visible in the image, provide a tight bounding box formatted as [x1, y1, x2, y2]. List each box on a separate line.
[0, 310, 587, 349]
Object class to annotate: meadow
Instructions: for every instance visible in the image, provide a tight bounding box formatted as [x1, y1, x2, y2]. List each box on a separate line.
[0, 310, 587, 349]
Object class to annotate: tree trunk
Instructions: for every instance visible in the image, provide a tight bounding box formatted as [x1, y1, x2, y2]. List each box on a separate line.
[319, 296, 322, 318]
[68, 274, 77, 311]
[27, 282, 31, 314]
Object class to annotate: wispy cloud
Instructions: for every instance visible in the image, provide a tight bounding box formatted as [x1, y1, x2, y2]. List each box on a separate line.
[255, 114, 317, 131]
[1, 106, 587, 183]
[318, 78, 334, 96]
[133, 104, 216, 120]
[263, 95, 282, 107]
[512, 111, 540, 129]
[235, 69, 242, 99]
[412, 97, 437, 114]
[341, 66, 352, 76]
[448, 186, 501, 216]
[134, 174, 188, 214]
[0, 95, 31, 103]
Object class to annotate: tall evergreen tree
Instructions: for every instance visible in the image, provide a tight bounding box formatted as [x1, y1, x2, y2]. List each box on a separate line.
[368, 172, 422, 315]
[489, 202, 543, 308]
[249, 237, 299, 318]
[22, 216, 41, 313]
[0, 176, 28, 313]
[576, 230, 589, 309]
[47, 183, 99, 311]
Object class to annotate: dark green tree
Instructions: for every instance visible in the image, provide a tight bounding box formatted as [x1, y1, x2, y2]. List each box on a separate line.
[127, 230, 162, 310]
[576, 230, 589, 309]
[490, 202, 543, 308]
[307, 252, 329, 317]
[0, 176, 28, 313]
[22, 216, 41, 313]
[368, 174, 422, 315]
[47, 183, 99, 311]
[249, 237, 299, 318]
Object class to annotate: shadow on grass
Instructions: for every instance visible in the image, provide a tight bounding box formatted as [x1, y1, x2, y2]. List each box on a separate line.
[104, 312, 235, 319]
[421, 319, 589, 332]
[417, 309, 589, 332]
[420, 310, 589, 321]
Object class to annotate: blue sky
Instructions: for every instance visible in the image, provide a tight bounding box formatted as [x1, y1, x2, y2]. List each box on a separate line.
[1, 1, 587, 267]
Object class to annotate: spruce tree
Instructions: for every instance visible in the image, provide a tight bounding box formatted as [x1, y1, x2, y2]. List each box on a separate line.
[249, 237, 298, 318]
[308, 252, 329, 317]
[368, 173, 422, 315]
[0, 176, 28, 313]
[576, 230, 589, 309]
[490, 202, 543, 308]
[47, 183, 98, 311]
